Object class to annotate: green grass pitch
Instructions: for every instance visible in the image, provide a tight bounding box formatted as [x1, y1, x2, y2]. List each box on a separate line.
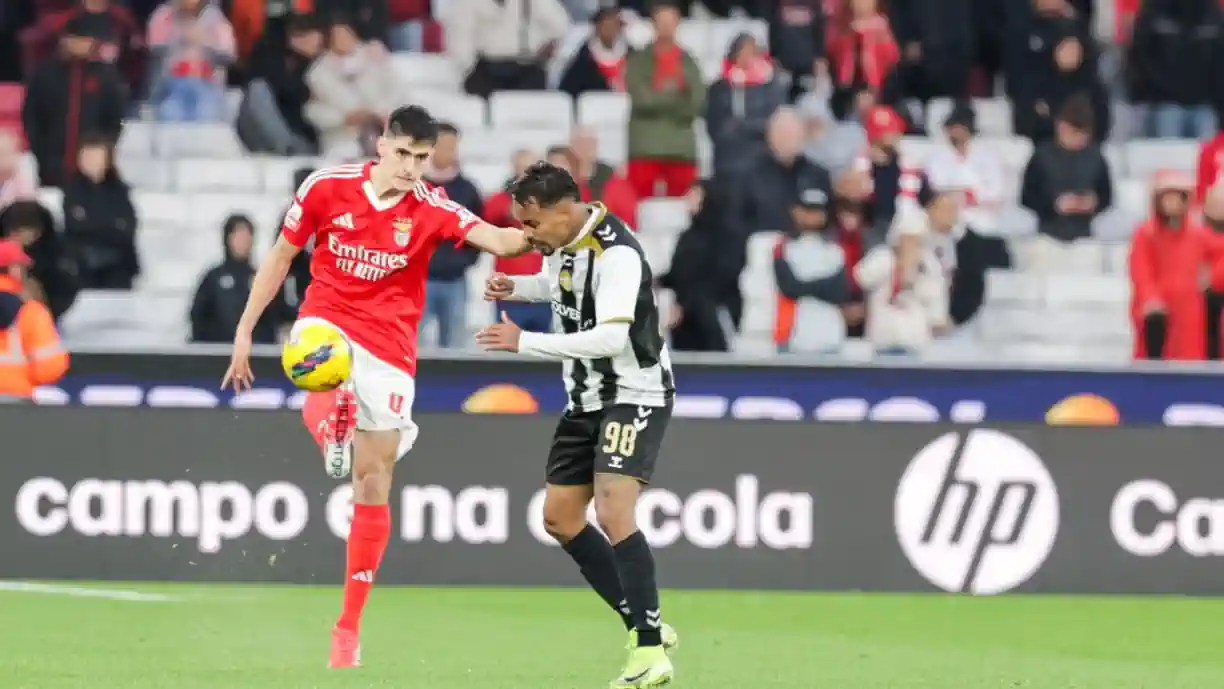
[4, 583, 1223, 688]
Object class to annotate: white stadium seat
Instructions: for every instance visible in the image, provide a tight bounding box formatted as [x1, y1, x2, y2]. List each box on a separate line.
[489, 91, 574, 132]
[464, 161, 509, 197]
[1126, 139, 1198, 179]
[577, 91, 630, 129]
[155, 123, 244, 158]
[391, 53, 461, 91]
[637, 198, 689, 235]
[175, 159, 263, 193]
[118, 158, 174, 192]
[415, 92, 486, 132]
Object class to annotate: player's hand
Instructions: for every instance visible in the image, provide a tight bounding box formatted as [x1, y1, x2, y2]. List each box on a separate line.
[484, 272, 515, 301]
[475, 311, 522, 352]
[221, 330, 255, 392]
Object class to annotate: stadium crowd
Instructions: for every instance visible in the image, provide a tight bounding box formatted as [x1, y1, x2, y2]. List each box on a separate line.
[2, 0, 1224, 365]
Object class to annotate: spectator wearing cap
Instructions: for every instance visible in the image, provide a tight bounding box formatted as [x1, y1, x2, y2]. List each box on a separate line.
[304, 15, 400, 162]
[21, 16, 127, 189]
[769, 0, 827, 102]
[146, 0, 236, 123]
[623, 0, 706, 199]
[0, 131, 37, 214]
[1127, 0, 1221, 140]
[921, 102, 1006, 233]
[772, 184, 851, 354]
[0, 200, 79, 322]
[797, 91, 865, 177]
[239, 13, 324, 156]
[1129, 170, 1224, 361]
[1010, 1, 1110, 144]
[920, 184, 1011, 329]
[1020, 95, 1112, 271]
[705, 32, 787, 180]
[559, 7, 628, 98]
[0, 239, 69, 401]
[853, 105, 921, 229]
[854, 210, 949, 356]
[735, 108, 833, 240]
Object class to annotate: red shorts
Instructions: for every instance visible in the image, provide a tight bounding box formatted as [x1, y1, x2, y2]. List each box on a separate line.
[626, 159, 697, 199]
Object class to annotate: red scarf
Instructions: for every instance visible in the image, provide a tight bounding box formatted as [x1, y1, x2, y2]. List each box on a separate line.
[590, 40, 627, 91]
[651, 42, 685, 91]
[828, 14, 899, 90]
[720, 53, 774, 87]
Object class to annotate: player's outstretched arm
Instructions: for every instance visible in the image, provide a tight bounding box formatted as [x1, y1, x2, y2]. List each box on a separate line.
[464, 222, 532, 257]
[238, 236, 301, 334]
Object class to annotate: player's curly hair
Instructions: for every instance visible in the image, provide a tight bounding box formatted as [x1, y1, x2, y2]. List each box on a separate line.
[509, 161, 581, 207]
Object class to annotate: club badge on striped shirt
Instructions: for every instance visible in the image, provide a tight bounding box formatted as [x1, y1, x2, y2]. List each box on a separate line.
[392, 218, 412, 246]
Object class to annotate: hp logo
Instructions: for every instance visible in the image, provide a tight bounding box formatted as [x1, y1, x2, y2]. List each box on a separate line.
[895, 430, 1059, 595]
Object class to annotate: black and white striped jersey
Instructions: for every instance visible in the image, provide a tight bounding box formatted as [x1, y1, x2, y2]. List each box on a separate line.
[515, 204, 675, 411]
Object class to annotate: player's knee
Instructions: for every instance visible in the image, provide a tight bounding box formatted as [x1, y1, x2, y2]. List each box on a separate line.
[593, 497, 636, 542]
[542, 501, 586, 542]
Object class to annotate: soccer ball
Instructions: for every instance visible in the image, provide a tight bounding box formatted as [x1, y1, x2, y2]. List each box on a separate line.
[282, 324, 352, 392]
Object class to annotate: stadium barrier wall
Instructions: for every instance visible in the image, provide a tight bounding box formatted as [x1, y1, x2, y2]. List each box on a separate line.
[48, 349, 1224, 425]
[4, 407, 1224, 594]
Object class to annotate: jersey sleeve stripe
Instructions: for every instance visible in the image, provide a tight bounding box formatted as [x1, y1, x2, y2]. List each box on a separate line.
[295, 164, 366, 201]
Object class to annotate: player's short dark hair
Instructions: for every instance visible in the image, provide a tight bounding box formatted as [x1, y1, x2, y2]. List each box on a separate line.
[385, 105, 439, 143]
[510, 162, 581, 207]
[436, 121, 459, 137]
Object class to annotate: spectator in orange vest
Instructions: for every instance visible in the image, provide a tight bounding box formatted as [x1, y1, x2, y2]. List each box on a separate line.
[0, 240, 69, 400]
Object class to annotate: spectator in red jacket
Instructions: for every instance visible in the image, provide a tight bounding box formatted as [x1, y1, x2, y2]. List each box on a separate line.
[1129, 170, 1224, 361]
[826, 0, 901, 120]
[484, 149, 553, 333]
[1195, 126, 1224, 203]
[24, 0, 143, 85]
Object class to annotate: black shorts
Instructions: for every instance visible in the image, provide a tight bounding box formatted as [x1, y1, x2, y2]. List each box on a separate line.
[545, 403, 672, 485]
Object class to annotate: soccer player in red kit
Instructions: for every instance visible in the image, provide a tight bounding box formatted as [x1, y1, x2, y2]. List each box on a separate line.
[220, 106, 529, 669]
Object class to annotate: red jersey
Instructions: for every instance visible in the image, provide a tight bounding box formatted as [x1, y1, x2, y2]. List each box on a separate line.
[281, 162, 479, 375]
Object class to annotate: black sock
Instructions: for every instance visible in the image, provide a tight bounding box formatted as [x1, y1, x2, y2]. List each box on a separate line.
[562, 524, 634, 630]
[612, 530, 662, 646]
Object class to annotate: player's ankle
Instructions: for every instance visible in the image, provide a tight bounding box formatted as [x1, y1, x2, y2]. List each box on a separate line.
[635, 629, 662, 647]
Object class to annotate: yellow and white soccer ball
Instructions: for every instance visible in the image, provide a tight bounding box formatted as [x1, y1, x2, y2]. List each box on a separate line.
[282, 323, 353, 392]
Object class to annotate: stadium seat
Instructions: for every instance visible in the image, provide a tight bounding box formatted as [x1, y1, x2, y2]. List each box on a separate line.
[637, 230, 676, 275]
[415, 92, 487, 132]
[637, 198, 689, 235]
[899, 137, 936, 166]
[1045, 273, 1129, 306]
[132, 190, 185, 227]
[260, 156, 320, 195]
[593, 126, 628, 167]
[155, 123, 244, 158]
[675, 19, 711, 57]
[577, 92, 630, 129]
[391, 53, 461, 92]
[120, 158, 175, 192]
[117, 121, 155, 159]
[489, 91, 574, 132]
[974, 99, 1013, 137]
[981, 136, 1033, 171]
[174, 159, 263, 193]
[1115, 177, 1149, 220]
[465, 161, 509, 197]
[1126, 139, 1198, 179]
[985, 269, 1045, 305]
[1103, 242, 1129, 274]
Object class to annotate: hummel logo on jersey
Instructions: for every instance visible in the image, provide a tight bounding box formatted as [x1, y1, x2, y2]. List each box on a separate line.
[351, 570, 374, 583]
[332, 213, 356, 230]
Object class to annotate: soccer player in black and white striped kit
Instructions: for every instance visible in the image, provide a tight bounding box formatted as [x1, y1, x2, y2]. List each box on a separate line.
[477, 162, 677, 688]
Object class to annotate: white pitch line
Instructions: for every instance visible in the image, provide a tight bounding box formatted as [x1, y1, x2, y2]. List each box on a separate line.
[0, 581, 177, 602]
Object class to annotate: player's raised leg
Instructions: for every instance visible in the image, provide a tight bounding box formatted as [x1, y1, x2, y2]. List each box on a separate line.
[594, 406, 675, 689]
[330, 427, 399, 669]
[302, 387, 358, 479]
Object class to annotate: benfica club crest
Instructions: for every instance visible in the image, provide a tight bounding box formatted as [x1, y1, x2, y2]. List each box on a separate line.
[392, 217, 412, 247]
